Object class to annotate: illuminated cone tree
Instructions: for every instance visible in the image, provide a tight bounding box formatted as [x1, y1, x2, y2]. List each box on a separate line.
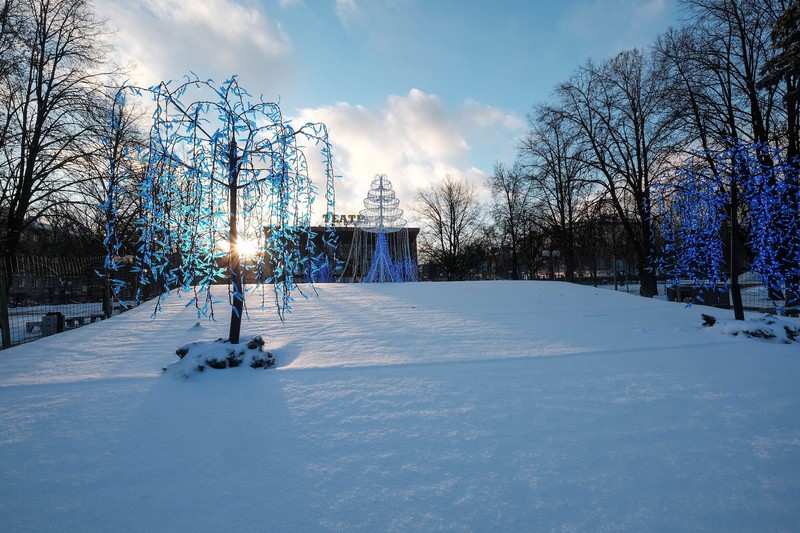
[357, 174, 407, 283]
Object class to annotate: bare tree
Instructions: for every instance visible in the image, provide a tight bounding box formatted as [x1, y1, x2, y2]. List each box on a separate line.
[0, 1, 21, 90]
[80, 89, 147, 258]
[415, 175, 485, 281]
[0, 0, 117, 267]
[759, 1, 800, 308]
[659, 1, 781, 154]
[555, 48, 686, 296]
[487, 162, 531, 280]
[15, 88, 148, 258]
[759, 0, 799, 161]
[518, 106, 592, 282]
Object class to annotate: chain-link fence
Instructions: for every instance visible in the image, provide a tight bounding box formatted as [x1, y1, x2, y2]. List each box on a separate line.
[662, 274, 786, 313]
[577, 273, 784, 313]
[0, 256, 158, 349]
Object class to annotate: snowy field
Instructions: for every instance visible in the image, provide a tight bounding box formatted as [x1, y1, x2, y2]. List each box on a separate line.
[0, 281, 798, 531]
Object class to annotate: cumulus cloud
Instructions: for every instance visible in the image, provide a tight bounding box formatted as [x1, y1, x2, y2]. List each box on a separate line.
[95, 0, 295, 92]
[294, 89, 524, 222]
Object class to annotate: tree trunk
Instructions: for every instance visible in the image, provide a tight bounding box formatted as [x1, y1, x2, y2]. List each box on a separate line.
[785, 76, 800, 309]
[227, 140, 244, 344]
[637, 214, 659, 297]
[729, 176, 745, 320]
[564, 253, 575, 283]
[0, 262, 11, 349]
[2, 209, 25, 286]
[510, 230, 519, 280]
[638, 261, 659, 298]
[783, 161, 800, 309]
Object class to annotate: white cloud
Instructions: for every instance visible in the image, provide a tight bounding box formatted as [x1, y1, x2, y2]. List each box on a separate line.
[95, 0, 295, 92]
[294, 89, 524, 223]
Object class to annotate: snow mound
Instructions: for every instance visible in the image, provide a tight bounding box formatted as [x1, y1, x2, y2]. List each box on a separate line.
[166, 335, 275, 377]
[702, 313, 799, 344]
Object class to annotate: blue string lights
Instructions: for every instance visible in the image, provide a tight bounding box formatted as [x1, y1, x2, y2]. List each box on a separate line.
[101, 76, 337, 342]
[656, 140, 800, 315]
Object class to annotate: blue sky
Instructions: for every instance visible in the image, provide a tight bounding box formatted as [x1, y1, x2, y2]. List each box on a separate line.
[95, 0, 682, 218]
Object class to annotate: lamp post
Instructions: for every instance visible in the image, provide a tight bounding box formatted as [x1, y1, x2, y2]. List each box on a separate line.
[542, 249, 560, 280]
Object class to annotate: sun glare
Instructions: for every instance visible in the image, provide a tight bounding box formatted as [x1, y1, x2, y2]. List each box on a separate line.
[236, 238, 260, 259]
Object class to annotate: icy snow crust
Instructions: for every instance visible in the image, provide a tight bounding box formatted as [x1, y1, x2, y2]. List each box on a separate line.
[0, 281, 798, 531]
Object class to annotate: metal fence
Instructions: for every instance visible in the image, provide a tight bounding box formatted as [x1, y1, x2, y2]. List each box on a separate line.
[0, 256, 157, 349]
[577, 275, 784, 313]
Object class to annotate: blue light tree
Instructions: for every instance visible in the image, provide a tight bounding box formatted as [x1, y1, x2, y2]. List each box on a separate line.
[739, 147, 800, 311]
[656, 156, 731, 309]
[101, 76, 336, 345]
[656, 140, 800, 319]
[356, 174, 412, 283]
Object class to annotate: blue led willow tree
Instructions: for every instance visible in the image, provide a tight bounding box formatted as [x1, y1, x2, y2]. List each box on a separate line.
[656, 141, 800, 319]
[101, 76, 336, 344]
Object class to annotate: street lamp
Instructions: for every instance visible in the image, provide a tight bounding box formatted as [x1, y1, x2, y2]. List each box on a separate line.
[542, 249, 560, 280]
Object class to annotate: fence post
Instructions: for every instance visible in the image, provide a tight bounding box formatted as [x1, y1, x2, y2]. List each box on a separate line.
[0, 261, 11, 349]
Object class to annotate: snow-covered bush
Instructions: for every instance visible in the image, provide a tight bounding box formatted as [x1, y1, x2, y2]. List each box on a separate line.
[701, 313, 799, 344]
[166, 335, 275, 377]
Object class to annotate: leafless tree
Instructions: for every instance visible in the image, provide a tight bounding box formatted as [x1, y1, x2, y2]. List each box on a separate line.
[0, 0, 118, 267]
[555, 48, 686, 296]
[487, 161, 531, 280]
[65, 88, 147, 257]
[759, 1, 800, 307]
[0, 1, 20, 86]
[414, 175, 486, 281]
[659, 0, 781, 155]
[758, 0, 799, 161]
[518, 106, 593, 282]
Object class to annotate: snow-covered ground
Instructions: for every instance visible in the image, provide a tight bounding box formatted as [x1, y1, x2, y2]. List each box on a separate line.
[0, 281, 798, 531]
